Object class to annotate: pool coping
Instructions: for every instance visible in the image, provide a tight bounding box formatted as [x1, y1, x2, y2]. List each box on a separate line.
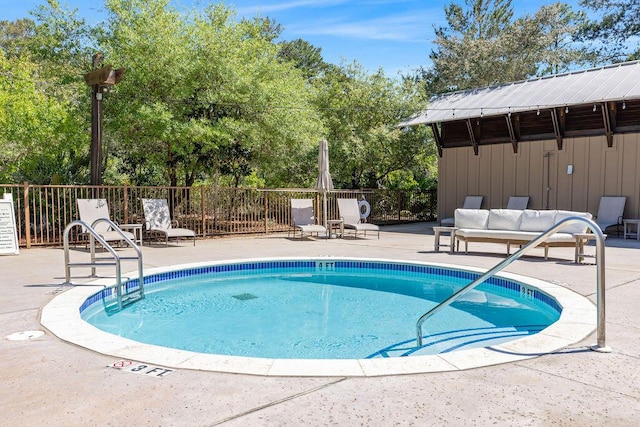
[40, 257, 597, 377]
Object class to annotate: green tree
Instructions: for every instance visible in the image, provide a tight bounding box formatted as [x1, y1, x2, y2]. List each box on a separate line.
[420, 0, 589, 94]
[315, 62, 434, 189]
[0, 51, 85, 183]
[101, 0, 204, 186]
[579, 0, 640, 61]
[0, 19, 36, 58]
[518, 2, 593, 75]
[277, 38, 329, 81]
[101, 0, 323, 187]
[423, 0, 516, 93]
[0, 0, 92, 184]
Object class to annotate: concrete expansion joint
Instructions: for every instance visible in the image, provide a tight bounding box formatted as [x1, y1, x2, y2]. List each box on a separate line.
[209, 378, 348, 425]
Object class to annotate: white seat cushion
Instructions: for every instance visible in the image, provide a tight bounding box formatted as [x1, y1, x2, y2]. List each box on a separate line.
[454, 209, 489, 229]
[555, 210, 592, 234]
[520, 210, 557, 232]
[488, 209, 523, 231]
[163, 228, 196, 238]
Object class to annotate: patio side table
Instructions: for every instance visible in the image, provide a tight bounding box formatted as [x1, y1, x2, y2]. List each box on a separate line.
[120, 223, 143, 246]
[433, 226, 457, 254]
[623, 219, 640, 240]
[327, 219, 344, 239]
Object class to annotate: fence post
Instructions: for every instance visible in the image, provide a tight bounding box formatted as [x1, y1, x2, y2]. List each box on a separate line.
[264, 191, 269, 233]
[201, 186, 206, 238]
[123, 185, 129, 224]
[23, 181, 31, 249]
[397, 190, 402, 221]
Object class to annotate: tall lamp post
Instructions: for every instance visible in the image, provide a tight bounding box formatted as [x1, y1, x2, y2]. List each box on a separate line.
[83, 53, 124, 185]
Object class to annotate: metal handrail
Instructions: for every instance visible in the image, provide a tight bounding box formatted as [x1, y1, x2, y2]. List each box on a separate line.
[416, 217, 611, 353]
[63, 219, 144, 310]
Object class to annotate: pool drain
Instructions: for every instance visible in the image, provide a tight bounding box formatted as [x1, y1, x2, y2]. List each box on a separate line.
[232, 293, 258, 301]
[6, 330, 45, 341]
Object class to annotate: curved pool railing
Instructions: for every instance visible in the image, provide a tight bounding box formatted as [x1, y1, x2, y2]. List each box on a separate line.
[63, 218, 145, 311]
[416, 216, 611, 353]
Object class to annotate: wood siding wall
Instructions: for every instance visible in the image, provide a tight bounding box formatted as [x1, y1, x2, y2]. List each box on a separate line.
[438, 133, 640, 220]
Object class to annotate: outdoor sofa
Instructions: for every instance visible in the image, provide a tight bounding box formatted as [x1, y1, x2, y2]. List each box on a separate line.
[453, 208, 592, 259]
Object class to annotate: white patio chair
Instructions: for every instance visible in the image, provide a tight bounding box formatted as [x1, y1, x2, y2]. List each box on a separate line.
[141, 198, 196, 246]
[76, 199, 135, 245]
[595, 196, 626, 235]
[337, 198, 380, 239]
[289, 199, 327, 239]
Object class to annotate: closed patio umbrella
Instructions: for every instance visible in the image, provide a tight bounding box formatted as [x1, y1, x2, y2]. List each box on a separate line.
[315, 139, 334, 231]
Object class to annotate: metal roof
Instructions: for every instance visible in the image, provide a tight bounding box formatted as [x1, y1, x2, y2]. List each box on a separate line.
[400, 61, 640, 126]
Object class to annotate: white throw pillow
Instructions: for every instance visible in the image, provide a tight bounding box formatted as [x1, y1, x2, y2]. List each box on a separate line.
[454, 209, 489, 229]
[555, 210, 592, 234]
[519, 210, 557, 232]
[488, 209, 523, 231]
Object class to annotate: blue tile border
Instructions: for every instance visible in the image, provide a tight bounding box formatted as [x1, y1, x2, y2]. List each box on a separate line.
[79, 259, 562, 316]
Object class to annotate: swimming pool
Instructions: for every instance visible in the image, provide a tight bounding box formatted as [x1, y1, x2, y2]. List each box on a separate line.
[81, 259, 560, 359]
[42, 258, 597, 376]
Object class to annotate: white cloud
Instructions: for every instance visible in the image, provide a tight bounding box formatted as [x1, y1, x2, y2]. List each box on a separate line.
[287, 12, 433, 43]
[236, 0, 348, 15]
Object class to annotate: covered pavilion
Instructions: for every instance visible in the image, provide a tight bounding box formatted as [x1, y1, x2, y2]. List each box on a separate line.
[401, 61, 640, 221]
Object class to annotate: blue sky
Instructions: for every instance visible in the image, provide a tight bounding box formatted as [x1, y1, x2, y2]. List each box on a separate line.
[2, 0, 583, 75]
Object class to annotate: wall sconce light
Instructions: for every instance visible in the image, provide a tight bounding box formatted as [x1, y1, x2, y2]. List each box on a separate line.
[567, 164, 574, 175]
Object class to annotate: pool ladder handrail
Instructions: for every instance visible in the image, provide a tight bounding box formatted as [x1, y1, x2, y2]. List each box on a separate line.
[416, 217, 611, 353]
[63, 219, 145, 311]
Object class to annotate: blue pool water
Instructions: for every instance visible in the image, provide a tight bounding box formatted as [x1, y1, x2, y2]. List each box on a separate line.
[81, 260, 561, 359]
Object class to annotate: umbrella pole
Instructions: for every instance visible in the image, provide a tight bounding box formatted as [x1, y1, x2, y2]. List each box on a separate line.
[323, 192, 328, 238]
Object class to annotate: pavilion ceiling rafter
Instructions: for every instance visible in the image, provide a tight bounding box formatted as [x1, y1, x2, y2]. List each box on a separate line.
[400, 61, 640, 157]
[602, 102, 614, 147]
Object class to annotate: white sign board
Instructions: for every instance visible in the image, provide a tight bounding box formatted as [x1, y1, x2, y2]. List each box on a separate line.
[0, 194, 19, 255]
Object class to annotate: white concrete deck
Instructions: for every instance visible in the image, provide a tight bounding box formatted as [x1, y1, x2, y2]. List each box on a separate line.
[2, 223, 639, 425]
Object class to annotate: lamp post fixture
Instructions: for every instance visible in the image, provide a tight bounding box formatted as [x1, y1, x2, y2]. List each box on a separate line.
[83, 53, 124, 185]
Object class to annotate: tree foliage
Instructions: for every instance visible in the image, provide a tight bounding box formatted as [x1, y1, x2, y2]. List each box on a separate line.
[421, 0, 590, 93]
[579, 0, 640, 61]
[100, 0, 323, 187]
[0, 51, 85, 183]
[277, 38, 329, 81]
[315, 62, 434, 189]
[0, 0, 91, 184]
[4, 0, 623, 190]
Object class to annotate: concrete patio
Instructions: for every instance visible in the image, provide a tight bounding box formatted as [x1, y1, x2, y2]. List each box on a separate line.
[1, 223, 639, 425]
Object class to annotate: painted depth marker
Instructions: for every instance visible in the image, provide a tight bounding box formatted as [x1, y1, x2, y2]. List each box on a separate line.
[109, 360, 174, 378]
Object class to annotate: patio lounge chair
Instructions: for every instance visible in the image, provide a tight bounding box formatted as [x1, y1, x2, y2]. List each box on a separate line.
[289, 199, 327, 239]
[141, 199, 196, 246]
[507, 196, 530, 210]
[337, 198, 380, 239]
[440, 196, 483, 226]
[595, 196, 626, 234]
[76, 199, 135, 245]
